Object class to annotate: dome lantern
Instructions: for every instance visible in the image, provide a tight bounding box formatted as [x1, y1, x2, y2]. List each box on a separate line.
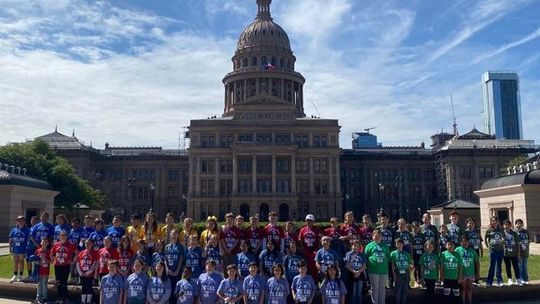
[256, 0, 272, 21]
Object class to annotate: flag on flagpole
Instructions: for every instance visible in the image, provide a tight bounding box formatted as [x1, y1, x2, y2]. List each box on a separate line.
[264, 63, 275, 70]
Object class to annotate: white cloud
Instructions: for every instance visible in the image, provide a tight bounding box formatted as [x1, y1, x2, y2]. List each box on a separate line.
[1, 0, 539, 150]
[473, 27, 540, 63]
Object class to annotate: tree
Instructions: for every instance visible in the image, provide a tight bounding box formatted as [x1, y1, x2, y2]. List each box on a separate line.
[500, 155, 529, 174]
[0, 139, 102, 209]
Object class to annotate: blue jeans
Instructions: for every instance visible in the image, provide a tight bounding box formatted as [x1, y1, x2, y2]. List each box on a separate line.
[349, 279, 364, 304]
[36, 275, 48, 301]
[486, 249, 503, 285]
[518, 257, 529, 282]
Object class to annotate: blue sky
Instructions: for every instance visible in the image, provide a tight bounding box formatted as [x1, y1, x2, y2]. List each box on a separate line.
[1, 0, 539, 148]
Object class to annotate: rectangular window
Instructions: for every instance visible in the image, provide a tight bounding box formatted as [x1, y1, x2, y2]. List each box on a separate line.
[219, 179, 233, 195]
[239, 159, 253, 173]
[276, 158, 289, 174]
[276, 133, 290, 144]
[201, 159, 215, 174]
[277, 179, 290, 194]
[201, 135, 215, 148]
[239, 179, 252, 194]
[220, 160, 233, 173]
[295, 159, 309, 174]
[168, 170, 180, 181]
[257, 179, 272, 193]
[256, 133, 273, 143]
[220, 135, 233, 147]
[238, 133, 253, 142]
[256, 158, 272, 174]
[294, 134, 308, 147]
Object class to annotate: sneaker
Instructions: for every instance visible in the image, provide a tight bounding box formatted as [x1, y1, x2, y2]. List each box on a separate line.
[525, 281, 529, 285]
[496, 282, 504, 287]
[10, 275, 17, 283]
[507, 278, 513, 286]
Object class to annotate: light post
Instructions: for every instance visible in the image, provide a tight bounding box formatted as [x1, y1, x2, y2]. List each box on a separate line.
[378, 183, 385, 213]
[150, 183, 156, 213]
[127, 177, 137, 222]
[395, 175, 403, 219]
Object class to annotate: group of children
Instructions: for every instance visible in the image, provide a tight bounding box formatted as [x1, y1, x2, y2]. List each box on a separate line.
[7, 209, 532, 304]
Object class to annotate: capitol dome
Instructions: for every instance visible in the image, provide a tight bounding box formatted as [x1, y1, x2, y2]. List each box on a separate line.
[237, 17, 291, 52]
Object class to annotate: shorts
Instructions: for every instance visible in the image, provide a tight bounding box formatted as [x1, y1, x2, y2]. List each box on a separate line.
[12, 253, 26, 258]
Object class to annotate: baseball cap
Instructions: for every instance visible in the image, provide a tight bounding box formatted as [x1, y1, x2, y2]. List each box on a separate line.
[305, 214, 315, 221]
[16, 215, 25, 220]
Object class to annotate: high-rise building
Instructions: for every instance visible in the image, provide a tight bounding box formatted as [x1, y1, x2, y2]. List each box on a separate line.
[482, 71, 523, 139]
[352, 132, 379, 149]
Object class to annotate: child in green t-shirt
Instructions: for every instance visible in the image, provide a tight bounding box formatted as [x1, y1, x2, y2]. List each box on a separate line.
[503, 220, 521, 286]
[455, 236, 479, 304]
[391, 238, 412, 304]
[439, 240, 463, 304]
[419, 240, 438, 301]
[515, 219, 531, 285]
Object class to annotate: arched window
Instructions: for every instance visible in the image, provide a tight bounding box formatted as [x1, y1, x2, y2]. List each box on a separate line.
[287, 60, 292, 69]
[240, 203, 250, 220]
[279, 203, 289, 221]
[242, 58, 248, 67]
[259, 203, 269, 220]
[252, 57, 258, 66]
[271, 57, 276, 65]
[261, 56, 267, 65]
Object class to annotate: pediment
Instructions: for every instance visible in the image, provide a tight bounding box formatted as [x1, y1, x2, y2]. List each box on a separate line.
[242, 92, 292, 106]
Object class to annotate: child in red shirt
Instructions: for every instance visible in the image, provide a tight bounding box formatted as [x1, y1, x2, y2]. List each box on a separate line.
[35, 238, 50, 304]
[98, 236, 120, 280]
[50, 230, 77, 303]
[77, 238, 99, 304]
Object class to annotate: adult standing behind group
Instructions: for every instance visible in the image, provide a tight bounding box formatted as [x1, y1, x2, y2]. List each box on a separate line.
[298, 214, 321, 280]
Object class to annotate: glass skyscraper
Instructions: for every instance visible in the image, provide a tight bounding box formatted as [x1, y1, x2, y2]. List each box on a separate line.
[482, 71, 523, 140]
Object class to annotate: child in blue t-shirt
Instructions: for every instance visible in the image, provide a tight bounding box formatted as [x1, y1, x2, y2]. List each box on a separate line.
[344, 240, 366, 303]
[100, 260, 125, 304]
[185, 235, 204, 279]
[126, 258, 150, 304]
[175, 266, 199, 304]
[236, 240, 256, 278]
[284, 241, 304, 283]
[9, 215, 30, 283]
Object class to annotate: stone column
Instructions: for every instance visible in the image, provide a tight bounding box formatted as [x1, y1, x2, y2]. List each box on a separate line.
[291, 154, 296, 194]
[281, 78, 285, 99]
[232, 153, 238, 194]
[309, 157, 314, 194]
[252, 155, 257, 194]
[272, 154, 277, 193]
[328, 157, 334, 194]
[195, 157, 201, 194]
[256, 78, 259, 94]
[214, 157, 219, 196]
[244, 79, 248, 101]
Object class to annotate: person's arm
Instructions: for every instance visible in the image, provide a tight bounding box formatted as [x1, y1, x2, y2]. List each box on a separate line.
[259, 289, 265, 304]
[76, 259, 83, 276]
[438, 257, 444, 282]
[100, 289, 104, 304]
[341, 294, 346, 304]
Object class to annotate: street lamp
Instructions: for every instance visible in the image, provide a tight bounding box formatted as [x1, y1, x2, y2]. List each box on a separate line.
[127, 177, 137, 222]
[395, 175, 403, 219]
[150, 183, 156, 213]
[378, 183, 385, 212]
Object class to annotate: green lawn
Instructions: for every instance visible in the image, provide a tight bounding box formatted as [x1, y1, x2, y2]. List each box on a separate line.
[0, 252, 539, 281]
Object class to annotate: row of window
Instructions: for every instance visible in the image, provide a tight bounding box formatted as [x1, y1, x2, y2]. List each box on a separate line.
[200, 158, 331, 175]
[199, 133, 329, 148]
[459, 165, 495, 179]
[198, 178, 330, 196]
[235, 56, 293, 70]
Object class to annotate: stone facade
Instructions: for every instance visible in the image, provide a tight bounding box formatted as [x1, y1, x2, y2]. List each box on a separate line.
[0, 169, 57, 241]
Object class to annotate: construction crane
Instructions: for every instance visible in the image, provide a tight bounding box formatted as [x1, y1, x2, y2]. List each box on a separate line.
[364, 127, 377, 134]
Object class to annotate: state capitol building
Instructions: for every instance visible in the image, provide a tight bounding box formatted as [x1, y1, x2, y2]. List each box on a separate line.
[31, 0, 537, 222]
